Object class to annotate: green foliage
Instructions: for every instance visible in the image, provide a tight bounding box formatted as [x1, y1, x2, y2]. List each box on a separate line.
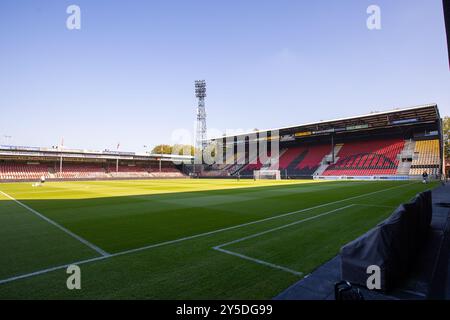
[443, 117, 450, 159]
[151, 144, 196, 156]
[172, 144, 196, 156]
[151, 144, 172, 154]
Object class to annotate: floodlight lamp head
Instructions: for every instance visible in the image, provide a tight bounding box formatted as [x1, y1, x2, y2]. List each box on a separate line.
[195, 80, 206, 98]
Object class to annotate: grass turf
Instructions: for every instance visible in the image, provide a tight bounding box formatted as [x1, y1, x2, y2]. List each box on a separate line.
[0, 179, 438, 299]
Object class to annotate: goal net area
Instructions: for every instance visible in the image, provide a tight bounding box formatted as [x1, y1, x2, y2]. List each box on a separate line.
[254, 170, 281, 180]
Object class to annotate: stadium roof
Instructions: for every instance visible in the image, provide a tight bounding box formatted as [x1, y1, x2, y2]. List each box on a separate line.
[211, 103, 440, 141]
[0, 145, 193, 162]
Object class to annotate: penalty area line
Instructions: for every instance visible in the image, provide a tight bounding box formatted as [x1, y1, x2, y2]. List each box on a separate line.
[212, 204, 355, 276]
[0, 182, 415, 285]
[214, 247, 303, 276]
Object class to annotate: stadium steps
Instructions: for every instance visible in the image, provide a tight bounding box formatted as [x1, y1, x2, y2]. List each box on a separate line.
[313, 163, 330, 176]
[330, 143, 344, 162]
[397, 161, 413, 175]
[400, 139, 416, 158]
[397, 140, 415, 175]
[313, 144, 343, 176]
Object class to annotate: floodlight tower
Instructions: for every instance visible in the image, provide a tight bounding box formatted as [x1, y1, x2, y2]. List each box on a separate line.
[195, 80, 207, 152]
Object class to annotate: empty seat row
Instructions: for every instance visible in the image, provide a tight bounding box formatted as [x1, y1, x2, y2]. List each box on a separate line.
[323, 138, 405, 176]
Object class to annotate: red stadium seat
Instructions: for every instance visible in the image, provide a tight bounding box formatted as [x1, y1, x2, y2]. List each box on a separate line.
[322, 138, 404, 176]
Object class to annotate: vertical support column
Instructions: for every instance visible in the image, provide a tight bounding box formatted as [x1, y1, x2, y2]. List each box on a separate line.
[331, 134, 335, 163]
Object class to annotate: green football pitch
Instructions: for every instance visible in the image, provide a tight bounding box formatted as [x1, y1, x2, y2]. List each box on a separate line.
[0, 179, 437, 299]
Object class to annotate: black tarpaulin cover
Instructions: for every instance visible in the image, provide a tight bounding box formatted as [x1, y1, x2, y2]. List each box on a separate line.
[340, 191, 432, 291]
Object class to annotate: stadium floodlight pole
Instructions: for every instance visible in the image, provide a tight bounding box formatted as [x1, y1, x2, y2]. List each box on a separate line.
[59, 138, 64, 174]
[331, 134, 335, 163]
[143, 145, 151, 170]
[2, 135, 12, 145]
[116, 142, 120, 173]
[195, 80, 207, 161]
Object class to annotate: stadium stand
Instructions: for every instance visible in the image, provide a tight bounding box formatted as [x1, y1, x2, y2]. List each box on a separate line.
[239, 156, 267, 176]
[238, 150, 278, 176]
[4, 137, 436, 181]
[107, 163, 185, 178]
[108, 165, 148, 173]
[218, 136, 442, 179]
[0, 162, 51, 180]
[322, 138, 404, 176]
[205, 105, 443, 180]
[0, 159, 186, 181]
[276, 147, 303, 169]
[234, 145, 330, 178]
[55, 163, 106, 179]
[220, 152, 247, 176]
[279, 147, 307, 172]
[108, 165, 149, 177]
[409, 139, 440, 176]
[293, 144, 331, 177]
[0, 105, 443, 181]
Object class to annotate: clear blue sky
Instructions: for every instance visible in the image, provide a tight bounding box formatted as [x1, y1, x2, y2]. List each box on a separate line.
[1, 0, 449, 152]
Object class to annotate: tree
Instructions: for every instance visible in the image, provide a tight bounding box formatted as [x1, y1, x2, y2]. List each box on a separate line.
[151, 144, 172, 154]
[151, 144, 196, 156]
[172, 144, 196, 156]
[443, 117, 450, 159]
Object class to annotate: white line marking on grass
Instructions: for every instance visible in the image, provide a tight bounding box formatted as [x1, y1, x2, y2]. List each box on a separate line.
[214, 205, 355, 249]
[0, 256, 106, 285]
[0, 182, 416, 285]
[353, 204, 398, 209]
[214, 247, 303, 276]
[212, 205, 355, 276]
[0, 190, 109, 257]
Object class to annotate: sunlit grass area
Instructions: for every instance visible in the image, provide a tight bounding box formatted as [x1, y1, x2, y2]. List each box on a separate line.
[0, 179, 437, 299]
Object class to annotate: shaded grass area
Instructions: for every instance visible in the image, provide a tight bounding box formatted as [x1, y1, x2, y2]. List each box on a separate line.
[0, 193, 99, 279]
[0, 179, 437, 299]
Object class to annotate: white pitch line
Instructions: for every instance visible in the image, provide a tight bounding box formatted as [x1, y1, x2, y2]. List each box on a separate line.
[354, 204, 398, 209]
[0, 182, 416, 285]
[214, 204, 355, 249]
[0, 256, 107, 285]
[214, 247, 303, 276]
[212, 205, 355, 275]
[0, 190, 109, 257]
